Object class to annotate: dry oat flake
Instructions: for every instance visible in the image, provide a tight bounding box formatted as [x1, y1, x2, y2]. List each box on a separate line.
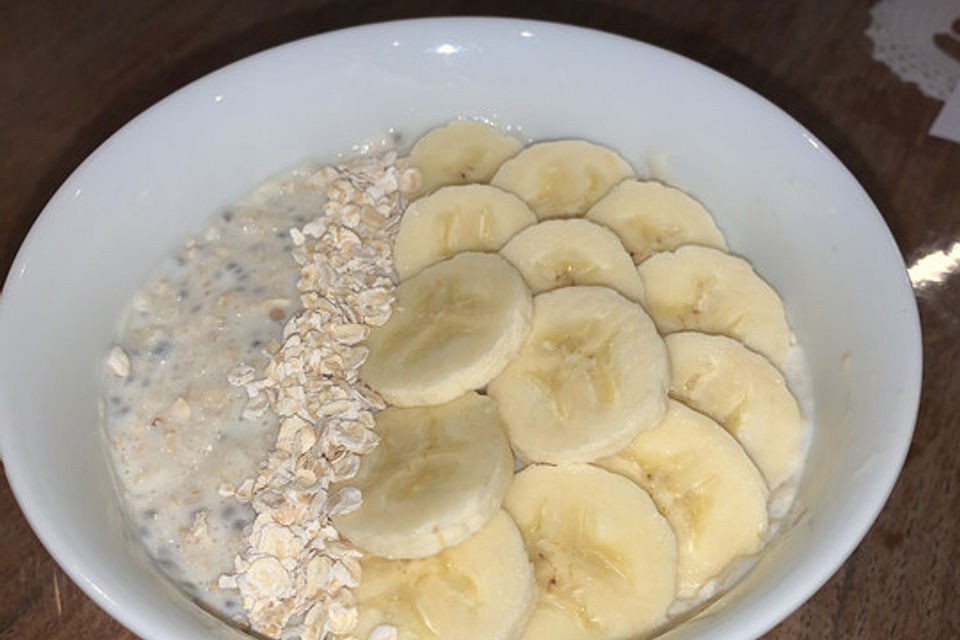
[218, 152, 419, 640]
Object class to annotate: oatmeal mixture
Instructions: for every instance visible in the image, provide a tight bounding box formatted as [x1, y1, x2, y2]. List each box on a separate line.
[216, 154, 417, 640]
[103, 121, 813, 640]
[103, 148, 416, 631]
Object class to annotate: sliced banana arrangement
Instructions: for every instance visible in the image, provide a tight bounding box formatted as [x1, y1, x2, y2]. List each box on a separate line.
[334, 120, 810, 640]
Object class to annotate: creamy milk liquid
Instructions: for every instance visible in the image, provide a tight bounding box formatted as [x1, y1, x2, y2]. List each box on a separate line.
[102, 165, 324, 616]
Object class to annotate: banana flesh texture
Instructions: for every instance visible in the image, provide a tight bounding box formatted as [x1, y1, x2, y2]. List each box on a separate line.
[491, 140, 635, 220]
[499, 218, 646, 303]
[597, 400, 769, 599]
[504, 464, 677, 640]
[637, 245, 793, 366]
[488, 286, 668, 464]
[666, 332, 803, 489]
[394, 184, 537, 280]
[360, 252, 532, 406]
[353, 510, 538, 640]
[585, 179, 727, 263]
[333, 392, 514, 559]
[406, 120, 524, 199]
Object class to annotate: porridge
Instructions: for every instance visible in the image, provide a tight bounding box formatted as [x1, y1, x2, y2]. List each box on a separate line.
[102, 119, 811, 640]
[103, 150, 412, 625]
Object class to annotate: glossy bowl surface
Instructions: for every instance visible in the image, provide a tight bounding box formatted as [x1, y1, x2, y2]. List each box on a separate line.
[0, 17, 921, 640]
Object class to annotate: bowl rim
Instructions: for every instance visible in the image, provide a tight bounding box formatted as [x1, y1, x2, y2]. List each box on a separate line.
[0, 15, 922, 640]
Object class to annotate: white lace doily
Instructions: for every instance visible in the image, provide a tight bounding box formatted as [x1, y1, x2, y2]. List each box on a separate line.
[866, 0, 960, 100]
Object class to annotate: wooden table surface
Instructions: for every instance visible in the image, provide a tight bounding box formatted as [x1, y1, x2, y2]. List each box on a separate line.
[2, 1, 958, 638]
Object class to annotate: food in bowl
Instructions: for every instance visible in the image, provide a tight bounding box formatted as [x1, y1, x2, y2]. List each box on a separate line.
[101, 118, 811, 640]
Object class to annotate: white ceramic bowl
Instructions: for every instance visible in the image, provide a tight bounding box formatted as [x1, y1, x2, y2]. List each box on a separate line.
[0, 17, 921, 640]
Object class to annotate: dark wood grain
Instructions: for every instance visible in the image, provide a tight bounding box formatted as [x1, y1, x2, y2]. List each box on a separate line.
[2, 1, 958, 638]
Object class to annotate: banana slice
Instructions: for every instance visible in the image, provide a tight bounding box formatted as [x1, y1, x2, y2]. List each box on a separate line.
[666, 332, 804, 489]
[499, 219, 645, 302]
[585, 180, 727, 263]
[490, 140, 635, 220]
[637, 245, 793, 366]
[333, 392, 514, 559]
[406, 120, 524, 198]
[394, 184, 537, 280]
[353, 510, 538, 640]
[361, 252, 532, 406]
[597, 400, 769, 599]
[504, 464, 677, 640]
[487, 286, 668, 464]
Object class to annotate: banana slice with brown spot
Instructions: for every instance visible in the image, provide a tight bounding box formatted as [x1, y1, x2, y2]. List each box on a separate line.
[586, 179, 727, 263]
[597, 399, 769, 598]
[491, 140, 635, 220]
[666, 331, 804, 489]
[406, 120, 524, 198]
[394, 184, 537, 280]
[353, 510, 538, 640]
[499, 218, 645, 302]
[637, 245, 793, 366]
[487, 286, 667, 464]
[504, 464, 677, 640]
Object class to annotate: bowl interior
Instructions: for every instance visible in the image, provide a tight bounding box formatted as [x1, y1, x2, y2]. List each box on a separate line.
[0, 18, 921, 640]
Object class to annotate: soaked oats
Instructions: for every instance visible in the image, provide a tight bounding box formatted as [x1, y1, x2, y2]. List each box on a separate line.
[103, 142, 417, 635]
[102, 165, 326, 616]
[219, 153, 416, 639]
